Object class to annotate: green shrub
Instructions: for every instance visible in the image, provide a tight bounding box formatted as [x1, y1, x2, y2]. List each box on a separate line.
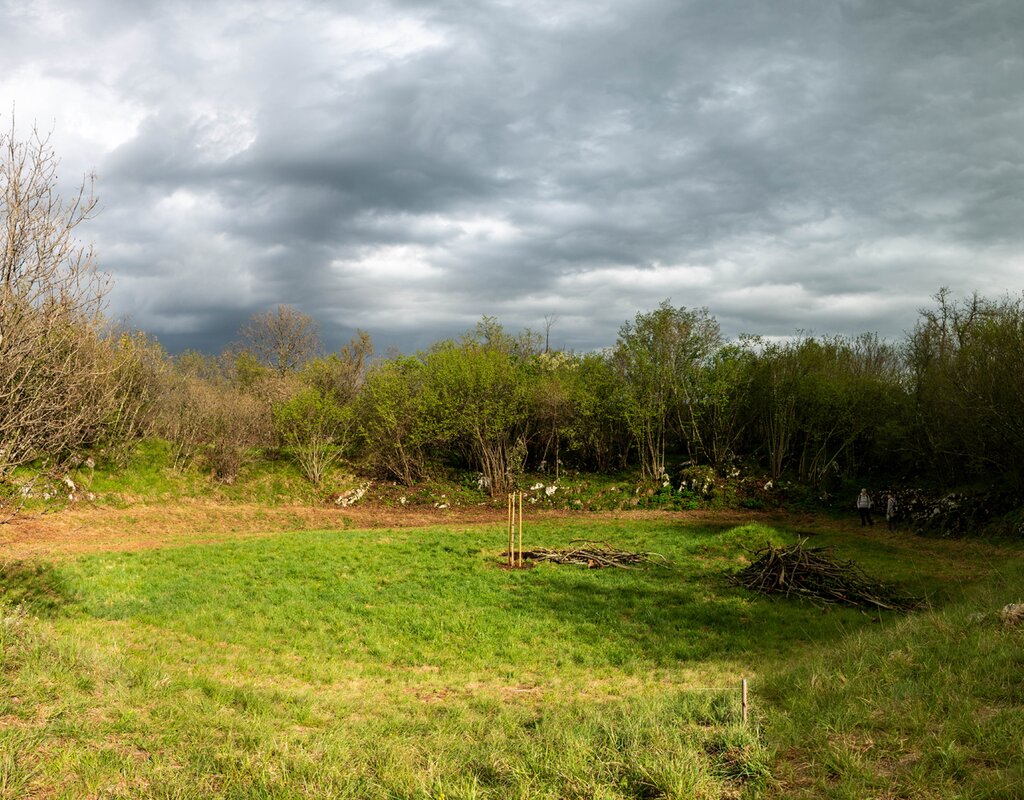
[274, 388, 352, 485]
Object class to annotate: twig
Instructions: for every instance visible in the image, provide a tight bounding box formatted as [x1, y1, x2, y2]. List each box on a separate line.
[730, 540, 923, 611]
[519, 540, 671, 569]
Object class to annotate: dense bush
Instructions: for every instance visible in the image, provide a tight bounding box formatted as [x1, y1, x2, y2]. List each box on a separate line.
[274, 388, 351, 485]
[906, 290, 1024, 490]
[356, 356, 434, 485]
[130, 291, 1024, 503]
[148, 355, 274, 482]
[1, 120, 152, 477]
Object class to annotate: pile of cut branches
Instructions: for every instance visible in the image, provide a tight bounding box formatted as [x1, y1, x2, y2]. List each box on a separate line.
[519, 540, 670, 569]
[730, 540, 923, 611]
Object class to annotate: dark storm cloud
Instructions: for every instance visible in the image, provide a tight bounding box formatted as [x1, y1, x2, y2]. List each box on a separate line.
[3, 0, 1022, 353]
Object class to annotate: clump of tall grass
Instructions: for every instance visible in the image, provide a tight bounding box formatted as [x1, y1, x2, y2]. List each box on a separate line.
[760, 560, 1024, 798]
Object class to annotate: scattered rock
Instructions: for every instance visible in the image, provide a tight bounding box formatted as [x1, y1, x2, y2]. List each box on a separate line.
[887, 488, 1020, 537]
[334, 483, 369, 507]
[999, 602, 1024, 628]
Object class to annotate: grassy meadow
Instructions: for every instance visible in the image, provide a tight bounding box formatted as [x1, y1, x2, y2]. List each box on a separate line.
[1, 514, 1023, 798]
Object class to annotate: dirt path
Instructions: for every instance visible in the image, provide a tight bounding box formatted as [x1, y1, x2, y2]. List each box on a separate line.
[0, 501, 809, 561]
[0, 501, 498, 560]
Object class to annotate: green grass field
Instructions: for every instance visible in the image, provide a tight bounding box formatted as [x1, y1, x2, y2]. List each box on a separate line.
[2, 515, 1022, 798]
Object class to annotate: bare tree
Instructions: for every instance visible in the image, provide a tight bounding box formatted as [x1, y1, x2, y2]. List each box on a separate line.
[301, 329, 374, 405]
[240, 304, 322, 375]
[0, 115, 141, 482]
[543, 313, 559, 353]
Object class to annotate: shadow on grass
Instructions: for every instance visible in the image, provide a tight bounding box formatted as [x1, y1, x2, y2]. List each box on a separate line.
[0, 560, 71, 614]
[504, 561, 880, 668]
[62, 520, 915, 674]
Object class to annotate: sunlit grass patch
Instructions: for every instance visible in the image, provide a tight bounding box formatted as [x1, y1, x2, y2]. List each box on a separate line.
[2, 516, 1019, 798]
[761, 558, 1024, 799]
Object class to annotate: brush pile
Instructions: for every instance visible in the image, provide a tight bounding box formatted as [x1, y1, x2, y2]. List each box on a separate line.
[519, 540, 670, 569]
[731, 540, 923, 611]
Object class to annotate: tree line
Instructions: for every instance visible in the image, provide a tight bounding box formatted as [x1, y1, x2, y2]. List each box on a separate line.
[4, 120, 1024, 498]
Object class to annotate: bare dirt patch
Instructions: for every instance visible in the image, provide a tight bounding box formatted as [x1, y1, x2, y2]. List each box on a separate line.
[0, 501, 788, 561]
[0, 501, 503, 560]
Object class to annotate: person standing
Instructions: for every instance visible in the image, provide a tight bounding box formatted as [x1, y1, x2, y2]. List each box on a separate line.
[885, 492, 897, 530]
[856, 488, 874, 526]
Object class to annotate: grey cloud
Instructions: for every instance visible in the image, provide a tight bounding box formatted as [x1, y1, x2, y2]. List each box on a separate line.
[5, 0, 1022, 353]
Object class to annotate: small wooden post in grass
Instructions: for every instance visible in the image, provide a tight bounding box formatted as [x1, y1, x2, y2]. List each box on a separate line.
[505, 491, 524, 567]
[507, 493, 514, 567]
[741, 678, 749, 724]
[517, 490, 524, 567]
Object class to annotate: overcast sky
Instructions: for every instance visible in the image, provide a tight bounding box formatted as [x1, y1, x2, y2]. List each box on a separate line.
[3, 0, 1022, 354]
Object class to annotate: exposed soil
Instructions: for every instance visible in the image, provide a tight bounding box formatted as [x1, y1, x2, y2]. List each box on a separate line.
[0, 500, 804, 561]
[0, 501, 498, 560]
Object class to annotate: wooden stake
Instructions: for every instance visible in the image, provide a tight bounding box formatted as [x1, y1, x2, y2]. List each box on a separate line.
[507, 493, 513, 566]
[741, 678, 748, 724]
[517, 491, 524, 567]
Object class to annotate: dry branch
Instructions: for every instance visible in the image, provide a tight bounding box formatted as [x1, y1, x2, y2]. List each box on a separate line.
[730, 540, 923, 611]
[517, 539, 671, 569]
[2, 116, 153, 492]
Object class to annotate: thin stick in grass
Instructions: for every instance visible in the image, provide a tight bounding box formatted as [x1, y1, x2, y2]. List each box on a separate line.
[517, 490, 523, 567]
[507, 493, 513, 567]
